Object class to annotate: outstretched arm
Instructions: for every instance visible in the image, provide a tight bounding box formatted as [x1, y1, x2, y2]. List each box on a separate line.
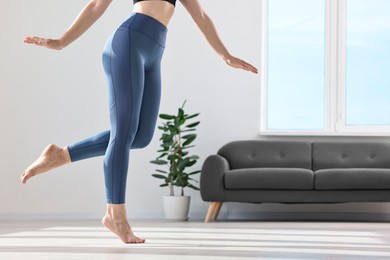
[180, 0, 258, 74]
[24, 0, 112, 50]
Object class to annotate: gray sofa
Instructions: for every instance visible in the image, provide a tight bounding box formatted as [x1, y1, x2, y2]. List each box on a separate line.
[200, 140, 390, 222]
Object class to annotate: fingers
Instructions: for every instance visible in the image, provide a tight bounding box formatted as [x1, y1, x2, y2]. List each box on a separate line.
[228, 57, 259, 74]
[240, 60, 258, 74]
[23, 36, 47, 46]
[24, 37, 62, 50]
[23, 36, 36, 44]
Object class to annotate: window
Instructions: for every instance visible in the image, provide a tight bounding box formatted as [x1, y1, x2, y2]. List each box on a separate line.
[341, 0, 390, 128]
[267, 0, 326, 131]
[260, 0, 390, 136]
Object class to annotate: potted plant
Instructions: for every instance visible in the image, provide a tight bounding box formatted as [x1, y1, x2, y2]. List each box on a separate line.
[151, 100, 201, 220]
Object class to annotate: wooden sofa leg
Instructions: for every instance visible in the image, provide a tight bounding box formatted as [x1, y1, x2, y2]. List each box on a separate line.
[214, 202, 223, 221]
[205, 202, 217, 223]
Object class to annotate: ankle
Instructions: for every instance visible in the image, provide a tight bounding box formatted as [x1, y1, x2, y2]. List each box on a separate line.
[62, 146, 71, 164]
[105, 204, 127, 220]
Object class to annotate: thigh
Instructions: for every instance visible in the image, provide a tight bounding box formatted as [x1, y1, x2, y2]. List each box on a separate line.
[131, 68, 162, 149]
[106, 28, 145, 143]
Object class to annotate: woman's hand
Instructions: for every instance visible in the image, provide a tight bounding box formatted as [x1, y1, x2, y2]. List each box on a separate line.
[24, 36, 63, 50]
[224, 55, 258, 74]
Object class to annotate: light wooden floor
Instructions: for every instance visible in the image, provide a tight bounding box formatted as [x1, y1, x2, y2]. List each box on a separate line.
[1, 220, 390, 259]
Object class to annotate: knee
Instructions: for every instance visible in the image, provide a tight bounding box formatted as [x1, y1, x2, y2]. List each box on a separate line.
[131, 133, 153, 149]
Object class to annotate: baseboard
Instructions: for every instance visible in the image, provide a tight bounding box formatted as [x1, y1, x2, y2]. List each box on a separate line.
[0, 213, 102, 221]
[1, 211, 389, 222]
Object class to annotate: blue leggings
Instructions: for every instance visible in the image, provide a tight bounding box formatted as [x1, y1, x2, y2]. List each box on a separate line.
[67, 13, 167, 204]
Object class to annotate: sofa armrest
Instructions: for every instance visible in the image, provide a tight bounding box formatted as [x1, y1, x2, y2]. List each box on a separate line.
[200, 154, 230, 202]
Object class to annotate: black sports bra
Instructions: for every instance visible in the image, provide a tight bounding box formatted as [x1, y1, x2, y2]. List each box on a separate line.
[134, 0, 176, 7]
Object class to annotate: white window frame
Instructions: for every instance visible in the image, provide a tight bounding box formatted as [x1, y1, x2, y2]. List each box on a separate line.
[260, 0, 390, 136]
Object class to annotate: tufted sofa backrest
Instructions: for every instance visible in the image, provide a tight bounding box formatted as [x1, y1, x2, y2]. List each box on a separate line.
[218, 140, 312, 170]
[312, 141, 390, 171]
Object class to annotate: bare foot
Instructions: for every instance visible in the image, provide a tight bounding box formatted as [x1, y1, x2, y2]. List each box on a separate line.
[102, 215, 145, 244]
[20, 144, 71, 184]
[102, 204, 145, 244]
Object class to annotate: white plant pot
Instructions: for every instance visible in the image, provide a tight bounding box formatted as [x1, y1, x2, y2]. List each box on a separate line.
[163, 195, 190, 221]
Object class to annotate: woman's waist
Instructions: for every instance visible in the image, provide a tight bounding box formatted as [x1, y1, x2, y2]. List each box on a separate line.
[133, 1, 174, 27]
[119, 12, 168, 46]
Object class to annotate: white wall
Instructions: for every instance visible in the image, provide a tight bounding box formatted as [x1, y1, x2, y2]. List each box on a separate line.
[1, 0, 390, 221]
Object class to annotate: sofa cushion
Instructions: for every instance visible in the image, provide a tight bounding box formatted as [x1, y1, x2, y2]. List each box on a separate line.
[313, 142, 390, 171]
[315, 168, 390, 190]
[224, 168, 314, 190]
[218, 141, 312, 170]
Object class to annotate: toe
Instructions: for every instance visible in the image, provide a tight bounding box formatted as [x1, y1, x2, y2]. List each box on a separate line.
[126, 236, 145, 244]
[22, 171, 35, 183]
[20, 172, 27, 183]
[136, 237, 145, 243]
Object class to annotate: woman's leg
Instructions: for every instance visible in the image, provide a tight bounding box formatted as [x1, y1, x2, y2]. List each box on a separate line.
[102, 30, 146, 205]
[67, 130, 110, 162]
[130, 68, 162, 149]
[100, 15, 165, 242]
[101, 12, 166, 240]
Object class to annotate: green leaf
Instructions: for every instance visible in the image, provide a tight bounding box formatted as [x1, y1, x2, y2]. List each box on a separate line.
[168, 172, 177, 182]
[160, 184, 169, 187]
[182, 134, 196, 139]
[157, 152, 168, 159]
[174, 117, 180, 127]
[167, 154, 177, 161]
[186, 121, 200, 128]
[168, 125, 177, 134]
[187, 183, 200, 190]
[188, 155, 199, 160]
[174, 177, 188, 187]
[183, 135, 196, 146]
[178, 108, 184, 119]
[150, 160, 168, 165]
[182, 145, 195, 150]
[162, 137, 174, 144]
[184, 113, 200, 120]
[162, 141, 173, 148]
[156, 169, 168, 174]
[159, 114, 175, 120]
[161, 134, 173, 141]
[187, 160, 197, 167]
[189, 170, 201, 175]
[181, 129, 196, 133]
[152, 174, 167, 179]
[177, 158, 190, 170]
